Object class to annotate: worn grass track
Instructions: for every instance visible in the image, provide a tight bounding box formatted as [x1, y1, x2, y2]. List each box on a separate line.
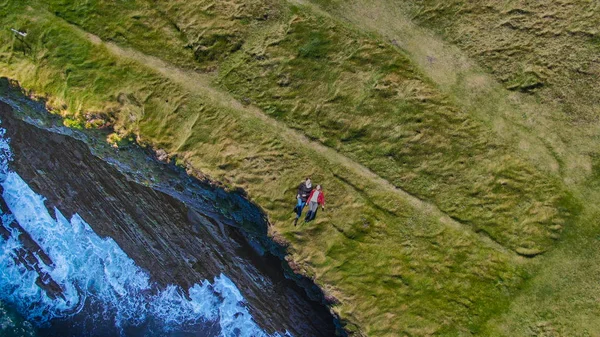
[81, 27, 515, 257]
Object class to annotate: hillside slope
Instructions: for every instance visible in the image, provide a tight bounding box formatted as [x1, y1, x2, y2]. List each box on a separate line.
[276, 0, 600, 335]
[0, 0, 591, 335]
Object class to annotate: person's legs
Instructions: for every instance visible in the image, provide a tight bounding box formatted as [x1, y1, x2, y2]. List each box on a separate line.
[294, 200, 306, 226]
[295, 199, 306, 219]
[305, 201, 318, 222]
[309, 207, 318, 221]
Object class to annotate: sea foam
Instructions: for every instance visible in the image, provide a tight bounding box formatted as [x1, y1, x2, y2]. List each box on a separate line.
[0, 125, 290, 337]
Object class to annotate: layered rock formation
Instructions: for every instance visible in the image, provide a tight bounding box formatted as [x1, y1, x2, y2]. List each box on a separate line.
[0, 99, 339, 336]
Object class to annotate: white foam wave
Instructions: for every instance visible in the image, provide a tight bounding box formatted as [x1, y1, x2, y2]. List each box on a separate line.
[0, 126, 291, 337]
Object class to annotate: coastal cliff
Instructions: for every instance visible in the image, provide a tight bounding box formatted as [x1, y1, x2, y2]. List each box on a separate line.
[0, 97, 341, 336]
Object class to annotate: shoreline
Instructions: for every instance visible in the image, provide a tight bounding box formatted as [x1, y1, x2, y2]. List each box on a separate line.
[0, 81, 347, 336]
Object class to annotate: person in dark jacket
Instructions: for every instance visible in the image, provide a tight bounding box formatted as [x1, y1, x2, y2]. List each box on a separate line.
[293, 177, 313, 225]
[304, 185, 325, 223]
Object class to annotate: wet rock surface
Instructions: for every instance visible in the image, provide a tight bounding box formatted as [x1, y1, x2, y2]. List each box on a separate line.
[0, 100, 339, 336]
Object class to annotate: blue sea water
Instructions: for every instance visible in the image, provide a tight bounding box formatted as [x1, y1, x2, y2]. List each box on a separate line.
[0, 125, 291, 337]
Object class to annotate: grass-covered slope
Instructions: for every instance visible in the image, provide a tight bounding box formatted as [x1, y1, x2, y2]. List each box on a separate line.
[35, 0, 573, 256]
[407, 0, 600, 121]
[284, 0, 600, 335]
[214, 8, 573, 256]
[0, 0, 586, 336]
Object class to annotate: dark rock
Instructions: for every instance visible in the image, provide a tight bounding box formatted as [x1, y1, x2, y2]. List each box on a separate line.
[0, 100, 342, 336]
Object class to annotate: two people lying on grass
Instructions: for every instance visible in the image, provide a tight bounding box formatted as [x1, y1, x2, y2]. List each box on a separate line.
[293, 177, 325, 226]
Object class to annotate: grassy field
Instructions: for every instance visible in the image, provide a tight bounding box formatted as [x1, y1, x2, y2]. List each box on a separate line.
[31, 0, 575, 255]
[406, 0, 600, 122]
[283, 0, 600, 335]
[0, 0, 593, 336]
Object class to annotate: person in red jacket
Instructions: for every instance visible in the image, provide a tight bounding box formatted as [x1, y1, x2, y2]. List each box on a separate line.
[304, 185, 325, 223]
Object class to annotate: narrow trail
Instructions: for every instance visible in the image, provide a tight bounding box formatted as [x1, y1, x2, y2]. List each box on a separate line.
[289, 0, 594, 186]
[80, 27, 516, 257]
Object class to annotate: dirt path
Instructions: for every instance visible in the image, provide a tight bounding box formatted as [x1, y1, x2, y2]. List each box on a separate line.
[79, 27, 516, 256]
[290, 0, 596, 186]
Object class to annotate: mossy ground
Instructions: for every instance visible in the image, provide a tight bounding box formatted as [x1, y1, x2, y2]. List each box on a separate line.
[0, 0, 593, 336]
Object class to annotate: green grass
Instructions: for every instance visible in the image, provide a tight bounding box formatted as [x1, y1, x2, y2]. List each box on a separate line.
[30, 0, 575, 254]
[293, 0, 600, 335]
[406, 0, 600, 121]
[0, 0, 588, 336]
[216, 6, 572, 255]
[481, 185, 599, 336]
[39, 0, 280, 71]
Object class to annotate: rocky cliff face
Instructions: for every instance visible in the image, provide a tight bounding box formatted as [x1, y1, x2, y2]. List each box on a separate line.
[0, 97, 339, 336]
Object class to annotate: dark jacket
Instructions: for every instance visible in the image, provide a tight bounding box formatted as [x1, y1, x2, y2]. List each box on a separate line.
[297, 183, 313, 202]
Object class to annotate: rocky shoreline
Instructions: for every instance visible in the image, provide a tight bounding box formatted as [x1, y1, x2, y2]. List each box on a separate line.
[0, 80, 346, 336]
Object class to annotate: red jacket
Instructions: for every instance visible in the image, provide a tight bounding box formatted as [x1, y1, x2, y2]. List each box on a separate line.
[306, 190, 325, 205]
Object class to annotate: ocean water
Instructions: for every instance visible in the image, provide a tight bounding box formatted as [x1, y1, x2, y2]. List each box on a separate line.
[0, 125, 291, 337]
[0, 300, 36, 337]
